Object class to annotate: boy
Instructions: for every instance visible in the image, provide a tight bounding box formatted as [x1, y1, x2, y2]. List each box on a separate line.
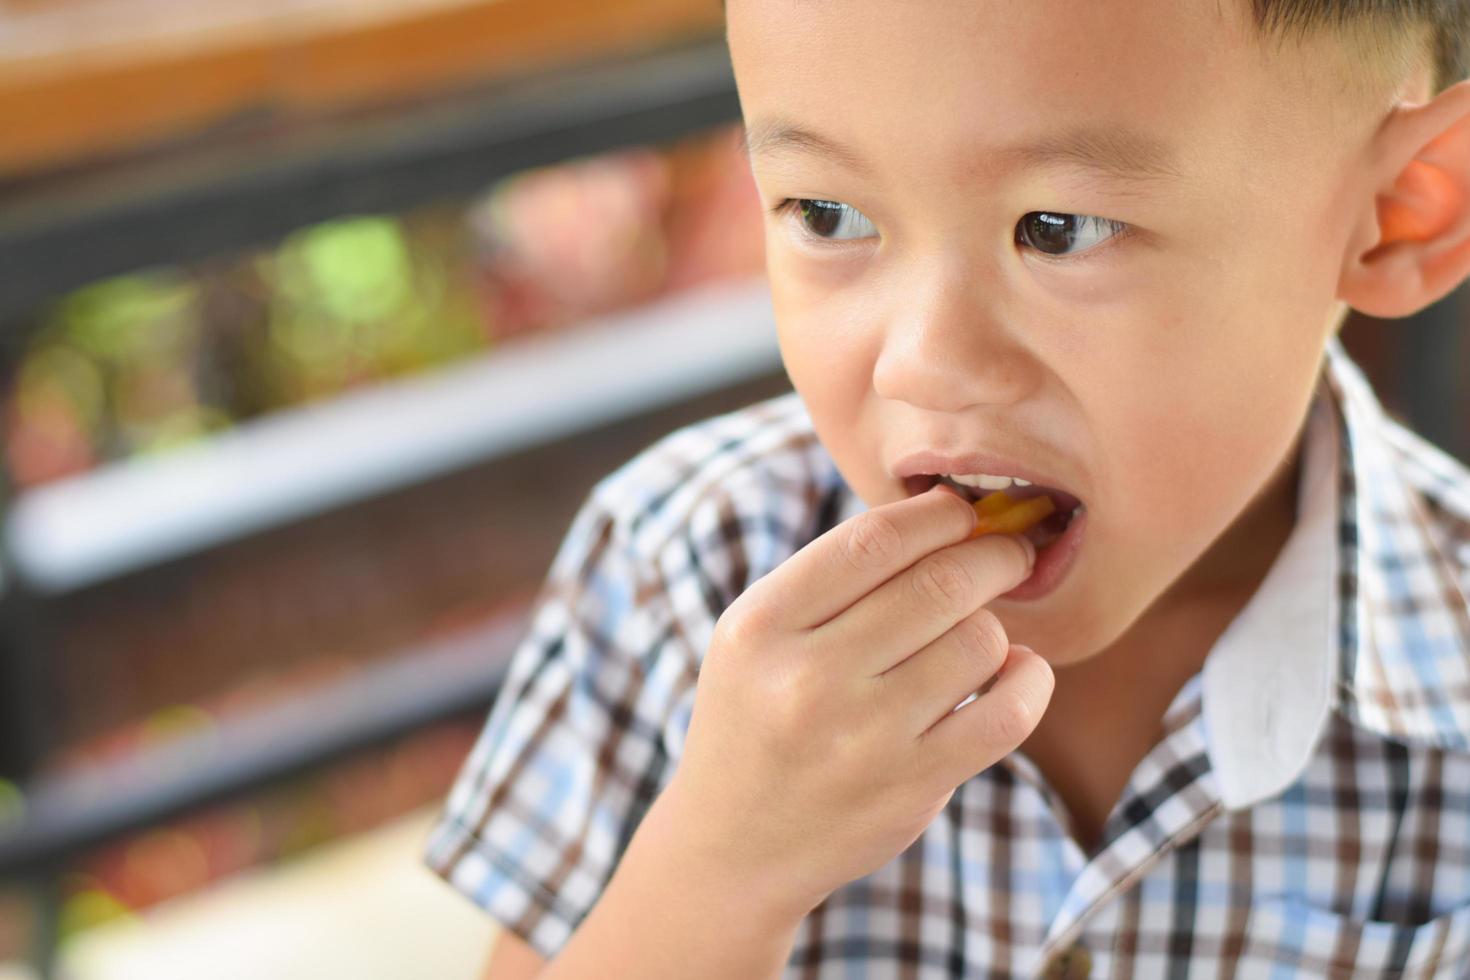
[427, 0, 1470, 976]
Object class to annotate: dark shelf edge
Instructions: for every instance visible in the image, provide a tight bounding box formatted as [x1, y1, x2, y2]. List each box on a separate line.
[0, 597, 534, 876]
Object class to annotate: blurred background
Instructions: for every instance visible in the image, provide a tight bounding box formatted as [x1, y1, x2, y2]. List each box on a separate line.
[0, 1, 1464, 977]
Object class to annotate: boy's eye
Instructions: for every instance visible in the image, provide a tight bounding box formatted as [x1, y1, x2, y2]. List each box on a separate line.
[774, 199, 878, 242]
[1015, 212, 1130, 258]
[771, 199, 1133, 259]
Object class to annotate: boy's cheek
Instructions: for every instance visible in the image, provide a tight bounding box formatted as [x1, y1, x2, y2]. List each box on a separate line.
[1081, 417, 1245, 582]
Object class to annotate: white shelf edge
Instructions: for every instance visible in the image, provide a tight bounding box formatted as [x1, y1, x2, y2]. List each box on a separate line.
[5, 275, 780, 593]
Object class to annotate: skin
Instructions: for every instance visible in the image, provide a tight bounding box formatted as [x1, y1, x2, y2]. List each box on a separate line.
[725, 0, 1470, 843]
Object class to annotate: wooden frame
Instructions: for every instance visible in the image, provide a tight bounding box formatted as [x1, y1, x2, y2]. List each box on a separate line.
[0, 0, 724, 175]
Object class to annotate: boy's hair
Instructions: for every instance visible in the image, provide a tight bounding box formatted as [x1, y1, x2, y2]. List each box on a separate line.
[1253, 0, 1470, 100]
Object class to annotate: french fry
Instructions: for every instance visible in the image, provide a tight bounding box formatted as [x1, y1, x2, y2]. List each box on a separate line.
[970, 493, 1056, 539]
[974, 489, 1017, 517]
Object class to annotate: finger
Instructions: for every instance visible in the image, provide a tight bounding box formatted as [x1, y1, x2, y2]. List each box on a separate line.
[809, 530, 1034, 678]
[873, 607, 1011, 736]
[916, 645, 1055, 790]
[751, 483, 977, 632]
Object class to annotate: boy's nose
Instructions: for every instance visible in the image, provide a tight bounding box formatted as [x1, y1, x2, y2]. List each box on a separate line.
[871, 299, 1036, 412]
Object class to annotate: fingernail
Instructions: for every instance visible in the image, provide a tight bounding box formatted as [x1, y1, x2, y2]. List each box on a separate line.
[1016, 535, 1036, 566]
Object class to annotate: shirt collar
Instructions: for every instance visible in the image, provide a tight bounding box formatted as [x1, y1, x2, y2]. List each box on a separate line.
[1204, 334, 1470, 810]
[1200, 360, 1340, 810]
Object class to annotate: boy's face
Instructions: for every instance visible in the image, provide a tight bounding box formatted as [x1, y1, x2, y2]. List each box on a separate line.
[727, 0, 1386, 664]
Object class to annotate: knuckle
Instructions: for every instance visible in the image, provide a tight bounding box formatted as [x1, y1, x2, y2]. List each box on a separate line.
[757, 650, 814, 726]
[766, 665, 811, 727]
[986, 688, 1039, 745]
[772, 659, 851, 751]
[956, 610, 1007, 671]
[1021, 648, 1057, 697]
[716, 600, 769, 655]
[912, 553, 973, 610]
[843, 511, 904, 571]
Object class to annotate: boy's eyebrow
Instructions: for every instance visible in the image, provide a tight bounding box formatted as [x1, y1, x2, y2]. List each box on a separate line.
[741, 118, 1186, 186]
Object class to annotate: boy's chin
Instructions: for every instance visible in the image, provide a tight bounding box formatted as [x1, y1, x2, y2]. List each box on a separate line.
[1003, 629, 1099, 671]
[995, 587, 1121, 670]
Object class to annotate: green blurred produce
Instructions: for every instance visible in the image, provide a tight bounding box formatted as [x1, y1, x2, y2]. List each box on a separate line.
[2, 124, 765, 492]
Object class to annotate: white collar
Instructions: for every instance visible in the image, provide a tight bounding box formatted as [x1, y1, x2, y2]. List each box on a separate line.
[1200, 380, 1339, 810]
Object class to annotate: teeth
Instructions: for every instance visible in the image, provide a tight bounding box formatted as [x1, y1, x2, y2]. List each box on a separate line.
[944, 472, 1015, 490]
[1013, 478, 1032, 487]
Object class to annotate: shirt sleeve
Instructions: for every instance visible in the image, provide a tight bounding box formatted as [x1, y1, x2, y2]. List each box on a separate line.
[423, 485, 694, 963]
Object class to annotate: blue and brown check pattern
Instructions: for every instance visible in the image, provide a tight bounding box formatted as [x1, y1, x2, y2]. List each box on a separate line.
[426, 336, 1470, 978]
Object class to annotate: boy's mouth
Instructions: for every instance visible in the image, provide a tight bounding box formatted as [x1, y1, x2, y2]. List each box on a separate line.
[903, 473, 1085, 553]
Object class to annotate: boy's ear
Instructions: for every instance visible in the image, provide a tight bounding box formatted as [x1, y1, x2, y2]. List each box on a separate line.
[1338, 77, 1470, 318]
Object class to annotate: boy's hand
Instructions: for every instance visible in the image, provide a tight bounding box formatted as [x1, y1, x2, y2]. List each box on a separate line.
[662, 483, 1055, 923]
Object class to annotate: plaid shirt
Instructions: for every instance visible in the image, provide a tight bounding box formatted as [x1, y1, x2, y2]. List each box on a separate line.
[426, 336, 1470, 979]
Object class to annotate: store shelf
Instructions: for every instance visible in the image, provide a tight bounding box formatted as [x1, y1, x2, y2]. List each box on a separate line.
[0, 595, 533, 876]
[5, 275, 780, 594]
[0, 34, 740, 322]
[0, 22, 766, 975]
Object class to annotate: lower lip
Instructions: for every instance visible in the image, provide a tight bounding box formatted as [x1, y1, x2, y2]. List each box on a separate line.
[1000, 506, 1087, 602]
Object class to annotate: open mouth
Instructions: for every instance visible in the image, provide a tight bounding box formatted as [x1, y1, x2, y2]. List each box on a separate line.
[903, 474, 1085, 553]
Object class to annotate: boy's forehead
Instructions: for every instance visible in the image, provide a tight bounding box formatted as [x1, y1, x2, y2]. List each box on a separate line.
[740, 117, 1189, 192]
[727, 0, 1344, 187]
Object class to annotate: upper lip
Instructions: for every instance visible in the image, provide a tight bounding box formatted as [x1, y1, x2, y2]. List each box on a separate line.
[891, 449, 1076, 496]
